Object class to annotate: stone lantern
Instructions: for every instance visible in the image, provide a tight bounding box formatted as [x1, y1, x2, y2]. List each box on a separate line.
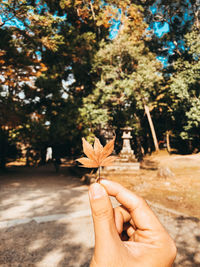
[120, 127, 136, 161]
[101, 126, 140, 173]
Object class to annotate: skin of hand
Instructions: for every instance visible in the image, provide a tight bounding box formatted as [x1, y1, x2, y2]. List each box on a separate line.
[89, 179, 177, 267]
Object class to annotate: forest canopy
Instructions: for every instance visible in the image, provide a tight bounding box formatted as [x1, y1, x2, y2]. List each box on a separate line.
[0, 0, 200, 168]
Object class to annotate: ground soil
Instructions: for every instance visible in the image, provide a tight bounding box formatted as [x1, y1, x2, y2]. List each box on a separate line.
[0, 152, 200, 266]
[104, 151, 200, 219]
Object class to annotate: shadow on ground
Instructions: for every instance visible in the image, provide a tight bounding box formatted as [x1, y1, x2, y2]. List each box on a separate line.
[0, 219, 93, 267]
[0, 165, 89, 221]
[0, 165, 93, 266]
[154, 205, 200, 267]
[173, 216, 200, 267]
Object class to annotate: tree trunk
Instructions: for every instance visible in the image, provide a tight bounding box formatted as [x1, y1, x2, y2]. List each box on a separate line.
[144, 104, 159, 152]
[133, 114, 144, 160]
[166, 131, 171, 153]
[136, 135, 144, 161]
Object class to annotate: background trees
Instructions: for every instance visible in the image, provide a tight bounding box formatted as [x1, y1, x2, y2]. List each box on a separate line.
[169, 26, 200, 152]
[0, 0, 199, 168]
[79, 5, 163, 154]
[0, 0, 119, 167]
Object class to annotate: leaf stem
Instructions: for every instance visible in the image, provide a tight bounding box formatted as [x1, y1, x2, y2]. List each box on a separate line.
[98, 167, 100, 180]
[96, 167, 101, 183]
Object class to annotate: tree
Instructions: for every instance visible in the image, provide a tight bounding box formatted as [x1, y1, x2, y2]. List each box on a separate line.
[0, 0, 66, 168]
[0, 0, 120, 167]
[132, 0, 200, 63]
[79, 4, 163, 153]
[169, 26, 200, 152]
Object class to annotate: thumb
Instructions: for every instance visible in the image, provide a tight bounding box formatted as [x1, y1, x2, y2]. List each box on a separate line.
[89, 183, 119, 249]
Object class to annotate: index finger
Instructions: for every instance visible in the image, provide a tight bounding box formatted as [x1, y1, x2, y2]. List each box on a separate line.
[100, 179, 164, 231]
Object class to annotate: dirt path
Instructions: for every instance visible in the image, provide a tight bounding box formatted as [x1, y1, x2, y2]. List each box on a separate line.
[0, 164, 200, 266]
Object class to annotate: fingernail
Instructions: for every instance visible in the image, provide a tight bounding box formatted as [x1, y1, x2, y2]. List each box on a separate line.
[99, 179, 110, 185]
[89, 183, 107, 200]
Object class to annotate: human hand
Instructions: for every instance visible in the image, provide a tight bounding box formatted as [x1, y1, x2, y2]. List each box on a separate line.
[89, 179, 177, 267]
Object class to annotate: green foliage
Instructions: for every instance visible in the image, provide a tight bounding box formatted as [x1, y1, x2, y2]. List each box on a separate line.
[79, 9, 163, 137]
[170, 27, 200, 142]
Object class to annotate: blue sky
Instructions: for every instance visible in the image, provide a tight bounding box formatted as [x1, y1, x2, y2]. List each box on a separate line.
[109, 12, 170, 66]
[0, 3, 175, 67]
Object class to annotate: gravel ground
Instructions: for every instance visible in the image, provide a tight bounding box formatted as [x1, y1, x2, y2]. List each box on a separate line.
[151, 205, 200, 267]
[0, 165, 200, 267]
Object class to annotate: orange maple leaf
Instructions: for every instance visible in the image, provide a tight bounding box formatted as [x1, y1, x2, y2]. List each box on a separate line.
[76, 136, 116, 168]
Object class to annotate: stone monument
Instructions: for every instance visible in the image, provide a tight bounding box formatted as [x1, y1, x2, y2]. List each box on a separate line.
[119, 127, 136, 161]
[102, 126, 140, 173]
